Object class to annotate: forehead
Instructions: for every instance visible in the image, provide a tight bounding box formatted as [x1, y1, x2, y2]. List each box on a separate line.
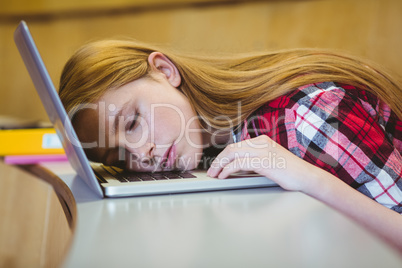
[72, 97, 130, 136]
[71, 107, 102, 161]
[72, 103, 131, 162]
[99, 87, 134, 109]
[72, 107, 100, 143]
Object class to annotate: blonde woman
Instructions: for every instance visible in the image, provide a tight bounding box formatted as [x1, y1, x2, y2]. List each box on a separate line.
[59, 40, 402, 252]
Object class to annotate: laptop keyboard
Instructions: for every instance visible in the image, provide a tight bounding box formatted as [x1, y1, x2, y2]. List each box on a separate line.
[101, 165, 196, 183]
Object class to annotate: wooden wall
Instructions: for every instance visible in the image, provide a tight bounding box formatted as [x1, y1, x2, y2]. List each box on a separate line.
[0, 0, 401, 122]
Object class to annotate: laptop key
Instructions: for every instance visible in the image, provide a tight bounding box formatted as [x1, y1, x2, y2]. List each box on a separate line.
[151, 173, 167, 179]
[117, 177, 129, 183]
[180, 172, 197, 179]
[124, 176, 142, 182]
[139, 176, 155, 181]
[152, 175, 168, 180]
[165, 174, 182, 179]
[102, 166, 129, 182]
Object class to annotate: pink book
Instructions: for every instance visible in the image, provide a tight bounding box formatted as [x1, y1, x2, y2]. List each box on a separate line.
[4, 154, 68, 165]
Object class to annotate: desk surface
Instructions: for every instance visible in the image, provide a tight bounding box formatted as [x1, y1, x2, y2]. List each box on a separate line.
[35, 162, 402, 267]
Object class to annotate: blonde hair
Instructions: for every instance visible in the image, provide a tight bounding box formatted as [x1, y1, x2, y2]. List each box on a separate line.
[59, 39, 402, 129]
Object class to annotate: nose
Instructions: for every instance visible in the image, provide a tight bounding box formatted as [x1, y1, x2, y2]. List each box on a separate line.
[124, 142, 157, 171]
[125, 142, 156, 162]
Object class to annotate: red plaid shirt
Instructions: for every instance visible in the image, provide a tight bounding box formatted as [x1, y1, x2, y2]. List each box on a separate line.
[235, 82, 402, 213]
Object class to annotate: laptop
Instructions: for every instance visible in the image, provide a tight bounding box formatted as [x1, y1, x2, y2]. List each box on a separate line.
[14, 21, 277, 198]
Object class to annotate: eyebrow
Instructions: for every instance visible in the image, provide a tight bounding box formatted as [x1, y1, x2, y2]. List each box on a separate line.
[112, 109, 123, 135]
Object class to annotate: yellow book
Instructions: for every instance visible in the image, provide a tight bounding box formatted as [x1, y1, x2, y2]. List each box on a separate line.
[0, 128, 64, 155]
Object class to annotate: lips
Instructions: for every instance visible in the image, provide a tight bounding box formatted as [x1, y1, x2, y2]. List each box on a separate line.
[161, 143, 176, 169]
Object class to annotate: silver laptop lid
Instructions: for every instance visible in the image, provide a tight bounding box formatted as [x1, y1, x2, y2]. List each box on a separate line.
[14, 21, 103, 197]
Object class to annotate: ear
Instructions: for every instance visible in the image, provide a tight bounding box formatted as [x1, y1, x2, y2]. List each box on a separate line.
[148, 52, 181, 87]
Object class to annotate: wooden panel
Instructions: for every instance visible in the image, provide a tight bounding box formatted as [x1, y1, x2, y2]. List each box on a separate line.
[0, 0, 401, 122]
[0, 0, 257, 15]
[0, 161, 75, 268]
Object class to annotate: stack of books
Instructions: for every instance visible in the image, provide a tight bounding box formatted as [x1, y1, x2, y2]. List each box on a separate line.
[0, 116, 66, 164]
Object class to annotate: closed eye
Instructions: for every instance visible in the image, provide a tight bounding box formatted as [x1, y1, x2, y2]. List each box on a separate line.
[128, 113, 139, 131]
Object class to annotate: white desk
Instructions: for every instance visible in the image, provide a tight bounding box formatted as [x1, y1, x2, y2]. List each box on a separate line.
[42, 161, 402, 268]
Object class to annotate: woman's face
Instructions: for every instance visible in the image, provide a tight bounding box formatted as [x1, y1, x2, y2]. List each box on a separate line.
[73, 73, 206, 172]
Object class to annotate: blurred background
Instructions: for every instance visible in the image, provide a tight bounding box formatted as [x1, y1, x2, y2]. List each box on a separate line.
[0, 0, 401, 123]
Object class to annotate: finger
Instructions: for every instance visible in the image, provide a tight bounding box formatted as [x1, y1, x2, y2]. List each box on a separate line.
[207, 152, 234, 177]
[208, 145, 253, 177]
[216, 157, 254, 179]
[208, 136, 274, 178]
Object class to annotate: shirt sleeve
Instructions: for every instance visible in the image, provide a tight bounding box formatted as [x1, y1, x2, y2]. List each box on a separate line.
[284, 83, 402, 213]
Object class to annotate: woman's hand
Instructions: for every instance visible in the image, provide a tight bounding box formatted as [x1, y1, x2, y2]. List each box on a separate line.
[207, 135, 318, 192]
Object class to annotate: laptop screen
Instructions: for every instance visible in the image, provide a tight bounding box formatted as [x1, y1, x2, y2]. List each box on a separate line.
[14, 21, 104, 197]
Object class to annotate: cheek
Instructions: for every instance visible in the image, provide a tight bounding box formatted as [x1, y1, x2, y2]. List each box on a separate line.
[153, 108, 186, 134]
[184, 111, 203, 144]
[180, 144, 204, 170]
[149, 104, 202, 147]
[124, 130, 148, 148]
